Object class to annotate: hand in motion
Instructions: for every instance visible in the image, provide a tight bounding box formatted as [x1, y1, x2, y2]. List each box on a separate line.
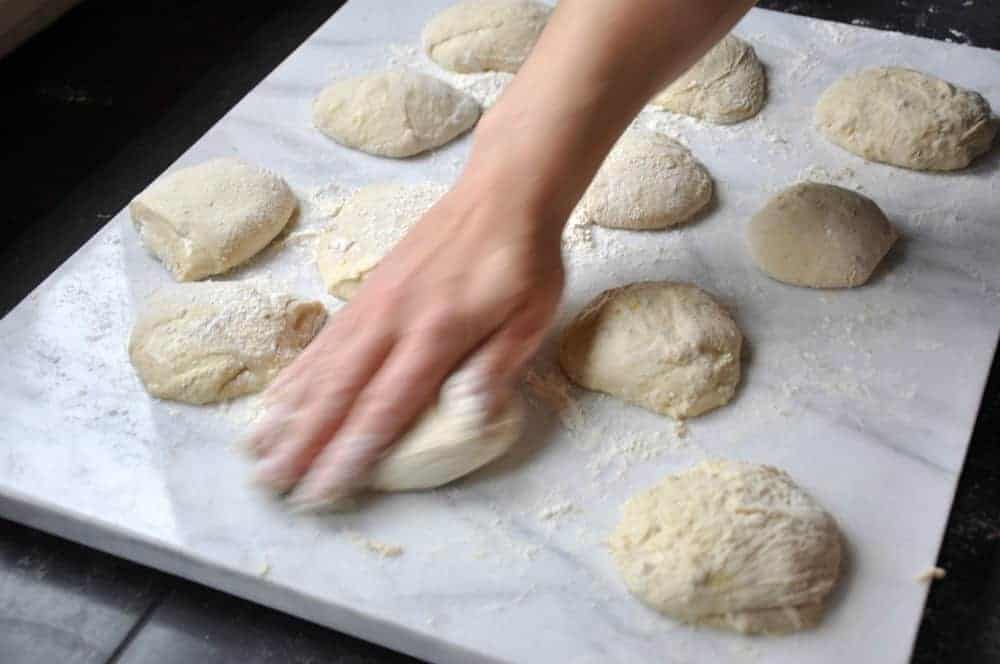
[248, 176, 563, 505]
[245, 0, 754, 505]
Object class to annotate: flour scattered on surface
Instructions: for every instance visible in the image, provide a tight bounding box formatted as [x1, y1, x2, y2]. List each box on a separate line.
[386, 41, 513, 109]
[346, 530, 404, 558]
[915, 566, 946, 583]
[524, 365, 584, 430]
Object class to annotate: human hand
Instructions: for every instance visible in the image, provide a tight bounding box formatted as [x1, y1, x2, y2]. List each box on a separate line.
[246, 172, 565, 507]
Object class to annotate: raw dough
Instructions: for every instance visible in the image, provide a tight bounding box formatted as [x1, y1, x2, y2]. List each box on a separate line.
[747, 182, 898, 288]
[651, 35, 766, 124]
[559, 282, 742, 419]
[371, 388, 524, 492]
[609, 460, 842, 634]
[578, 128, 713, 230]
[815, 67, 996, 171]
[316, 182, 446, 299]
[129, 282, 326, 404]
[129, 158, 296, 281]
[422, 0, 552, 74]
[314, 193, 524, 492]
[312, 70, 480, 158]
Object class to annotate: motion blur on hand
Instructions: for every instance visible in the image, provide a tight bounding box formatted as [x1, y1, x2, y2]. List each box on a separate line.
[246, 172, 565, 507]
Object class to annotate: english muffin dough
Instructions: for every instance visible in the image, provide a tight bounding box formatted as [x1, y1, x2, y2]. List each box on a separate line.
[312, 70, 480, 158]
[129, 158, 296, 281]
[815, 67, 996, 171]
[129, 282, 326, 405]
[315, 182, 447, 299]
[609, 460, 842, 634]
[371, 389, 524, 492]
[651, 35, 766, 124]
[747, 182, 898, 288]
[559, 282, 742, 419]
[578, 128, 713, 230]
[422, 0, 552, 74]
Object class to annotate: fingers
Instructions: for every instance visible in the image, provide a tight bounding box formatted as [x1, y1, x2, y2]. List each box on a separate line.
[288, 324, 472, 507]
[250, 329, 394, 491]
[450, 301, 554, 415]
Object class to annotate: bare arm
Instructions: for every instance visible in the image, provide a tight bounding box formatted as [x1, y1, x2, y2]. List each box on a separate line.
[249, 0, 756, 506]
[470, 0, 756, 231]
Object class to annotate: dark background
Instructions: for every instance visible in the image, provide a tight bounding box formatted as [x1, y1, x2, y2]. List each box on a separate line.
[1, 1, 997, 662]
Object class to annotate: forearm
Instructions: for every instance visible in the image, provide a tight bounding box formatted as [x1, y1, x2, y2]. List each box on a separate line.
[462, 0, 756, 236]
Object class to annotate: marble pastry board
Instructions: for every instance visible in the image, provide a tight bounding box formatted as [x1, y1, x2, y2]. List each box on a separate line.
[1, 2, 998, 662]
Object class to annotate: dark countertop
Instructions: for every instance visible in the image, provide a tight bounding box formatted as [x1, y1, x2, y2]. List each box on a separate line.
[1, 1, 997, 662]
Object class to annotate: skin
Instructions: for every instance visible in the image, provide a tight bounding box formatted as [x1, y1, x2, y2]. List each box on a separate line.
[248, 0, 758, 506]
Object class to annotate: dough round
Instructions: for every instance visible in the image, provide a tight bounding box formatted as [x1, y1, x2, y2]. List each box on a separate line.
[651, 35, 766, 124]
[371, 390, 524, 492]
[129, 158, 296, 281]
[129, 282, 326, 405]
[747, 182, 898, 289]
[815, 67, 996, 171]
[422, 0, 552, 74]
[559, 282, 742, 419]
[578, 128, 712, 230]
[312, 70, 480, 158]
[609, 460, 842, 634]
[316, 182, 446, 299]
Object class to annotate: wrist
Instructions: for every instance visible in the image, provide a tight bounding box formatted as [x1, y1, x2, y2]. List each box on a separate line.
[460, 110, 579, 231]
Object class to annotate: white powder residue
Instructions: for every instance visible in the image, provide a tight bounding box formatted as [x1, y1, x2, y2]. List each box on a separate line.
[524, 365, 584, 430]
[537, 501, 576, 521]
[346, 530, 404, 558]
[143, 281, 308, 363]
[387, 42, 513, 109]
[797, 163, 858, 187]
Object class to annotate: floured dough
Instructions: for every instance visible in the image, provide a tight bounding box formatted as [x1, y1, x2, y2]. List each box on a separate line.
[316, 199, 524, 492]
[815, 67, 996, 171]
[312, 70, 480, 157]
[559, 282, 742, 419]
[316, 182, 446, 299]
[129, 282, 326, 404]
[422, 0, 552, 74]
[609, 460, 842, 634]
[651, 35, 766, 124]
[129, 158, 296, 281]
[371, 389, 524, 492]
[578, 128, 712, 230]
[748, 181, 898, 288]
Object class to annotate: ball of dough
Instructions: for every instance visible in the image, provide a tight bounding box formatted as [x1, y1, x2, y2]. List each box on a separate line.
[315, 182, 446, 299]
[371, 391, 524, 492]
[559, 282, 742, 419]
[422, 0, 552, 74]
[578, 128, 713, 230]
[747, 182, 898, 289]
[129, 282, 326, 405]
[129, 158, 296, 282]
[609, 460, 842, 634]
[651, 35, 766, 124]
[815, 67, 996, 171]
[312, 70, 480, 158]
